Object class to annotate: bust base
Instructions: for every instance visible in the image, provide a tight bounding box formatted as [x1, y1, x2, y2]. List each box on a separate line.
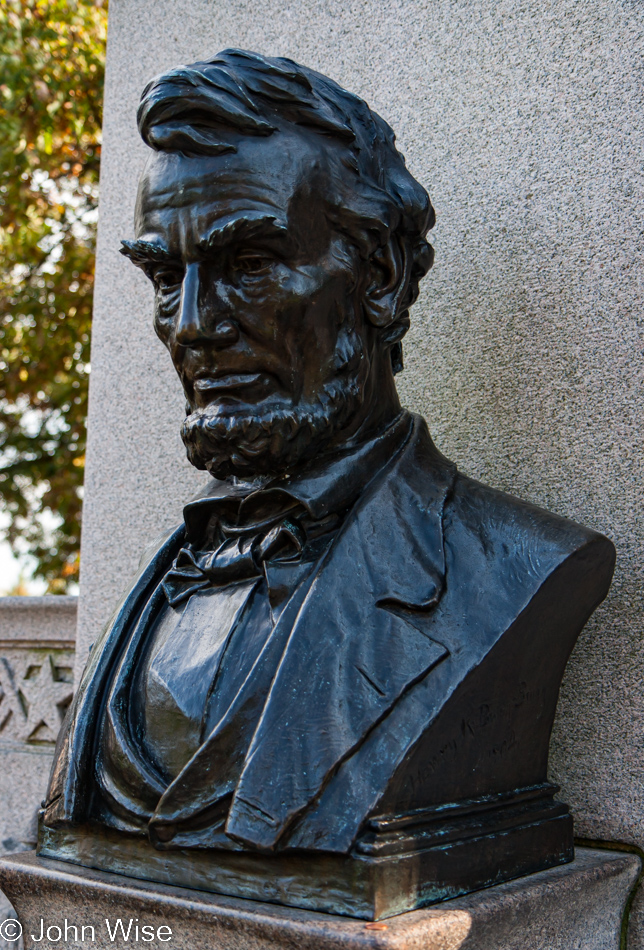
[0, 848, 638, 950]
[37, 817, 572, 921]
[37, 785, 574, 920]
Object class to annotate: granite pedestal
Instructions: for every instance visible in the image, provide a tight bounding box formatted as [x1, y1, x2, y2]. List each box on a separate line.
[0, 848, 638, 950]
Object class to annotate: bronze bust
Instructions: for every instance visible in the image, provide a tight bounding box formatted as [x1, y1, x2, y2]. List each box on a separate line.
[39, 50, 615, 920]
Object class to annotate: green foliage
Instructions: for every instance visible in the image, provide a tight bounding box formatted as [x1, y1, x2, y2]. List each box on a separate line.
[0, 0, 107, 592]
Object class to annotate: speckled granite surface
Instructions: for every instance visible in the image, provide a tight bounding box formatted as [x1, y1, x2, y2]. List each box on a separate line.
[0, 848, 638, 950]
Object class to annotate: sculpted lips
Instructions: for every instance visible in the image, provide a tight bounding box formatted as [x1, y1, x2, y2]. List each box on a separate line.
[188, 368, 280, 405]
[193, 372, 264, 393]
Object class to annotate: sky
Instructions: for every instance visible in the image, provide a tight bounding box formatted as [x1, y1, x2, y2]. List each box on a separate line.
[0, 511, 49, 595]
[0, 539, 47, 595]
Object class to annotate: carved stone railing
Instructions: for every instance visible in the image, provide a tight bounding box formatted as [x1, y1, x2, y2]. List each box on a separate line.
[0, 596, 77, 851]
[0, 596, 77, 946]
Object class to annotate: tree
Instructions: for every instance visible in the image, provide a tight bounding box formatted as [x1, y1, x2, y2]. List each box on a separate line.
[0, 0, 107, 592]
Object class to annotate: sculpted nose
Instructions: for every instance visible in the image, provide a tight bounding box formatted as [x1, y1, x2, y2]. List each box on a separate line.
[175, 263, 239, 346]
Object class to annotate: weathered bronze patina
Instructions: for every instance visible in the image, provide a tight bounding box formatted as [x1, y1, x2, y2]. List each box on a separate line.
[39, 50, 615, 920]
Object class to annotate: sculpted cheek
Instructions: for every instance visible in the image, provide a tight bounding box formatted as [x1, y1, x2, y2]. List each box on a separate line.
[229, 273, 315, 327]
[233, 277, 275, 302]
[153, 293, 179, 343]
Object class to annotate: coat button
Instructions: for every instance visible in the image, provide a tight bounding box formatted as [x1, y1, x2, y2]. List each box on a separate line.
[153, 823, 175, 842]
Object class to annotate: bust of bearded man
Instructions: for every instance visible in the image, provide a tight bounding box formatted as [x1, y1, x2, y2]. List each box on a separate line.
[39, 49, 615, 921]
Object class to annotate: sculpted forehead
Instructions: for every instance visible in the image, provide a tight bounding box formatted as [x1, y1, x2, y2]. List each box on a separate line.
[135, 133, 332, 238]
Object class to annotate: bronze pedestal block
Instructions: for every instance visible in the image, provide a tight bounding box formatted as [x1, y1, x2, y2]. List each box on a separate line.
[40, 784, 570, 919]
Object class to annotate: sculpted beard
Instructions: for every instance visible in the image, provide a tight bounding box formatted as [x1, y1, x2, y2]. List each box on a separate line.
[181, 326, 369, 479]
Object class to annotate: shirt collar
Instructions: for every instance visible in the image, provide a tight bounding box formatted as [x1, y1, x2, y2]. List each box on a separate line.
[183, 411, 412, 544]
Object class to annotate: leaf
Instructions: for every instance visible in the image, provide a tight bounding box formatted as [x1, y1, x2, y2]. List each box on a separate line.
[0, 0, 107, 591]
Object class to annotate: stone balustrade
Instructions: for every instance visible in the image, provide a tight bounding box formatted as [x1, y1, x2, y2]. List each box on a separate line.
[0, 596, 77, 949]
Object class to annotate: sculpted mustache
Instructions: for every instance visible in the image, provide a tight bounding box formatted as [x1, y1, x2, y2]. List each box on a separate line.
[181, 324, 366, 390]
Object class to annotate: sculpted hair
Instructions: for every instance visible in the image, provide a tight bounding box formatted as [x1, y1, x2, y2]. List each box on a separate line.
[137, 49, 435, 373]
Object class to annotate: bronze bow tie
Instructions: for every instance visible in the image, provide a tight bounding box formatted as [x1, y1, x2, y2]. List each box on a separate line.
[162, 515, 306, 607]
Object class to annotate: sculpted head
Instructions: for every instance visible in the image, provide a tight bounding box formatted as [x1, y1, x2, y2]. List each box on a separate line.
[121, 49, 435, 480]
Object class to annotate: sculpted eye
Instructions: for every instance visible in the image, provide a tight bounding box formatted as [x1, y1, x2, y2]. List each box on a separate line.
[233, 251, 275, 277]
[149, 265, 184, 292]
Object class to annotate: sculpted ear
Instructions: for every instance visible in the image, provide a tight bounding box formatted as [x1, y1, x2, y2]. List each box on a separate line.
[363, 236, 412, 329]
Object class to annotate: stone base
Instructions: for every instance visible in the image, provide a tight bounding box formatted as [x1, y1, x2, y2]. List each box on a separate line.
[0, 848, 638, 950]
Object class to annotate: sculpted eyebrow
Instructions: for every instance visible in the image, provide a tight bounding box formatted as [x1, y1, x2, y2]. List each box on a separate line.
[120, 239, 175, 267]
[119, 217, 291, 269]
[197, 215, 289, 253]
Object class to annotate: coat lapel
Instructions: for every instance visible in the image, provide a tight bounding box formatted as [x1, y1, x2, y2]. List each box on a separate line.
[42, 524, 185, 825]
[225, 415, 456, 851]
